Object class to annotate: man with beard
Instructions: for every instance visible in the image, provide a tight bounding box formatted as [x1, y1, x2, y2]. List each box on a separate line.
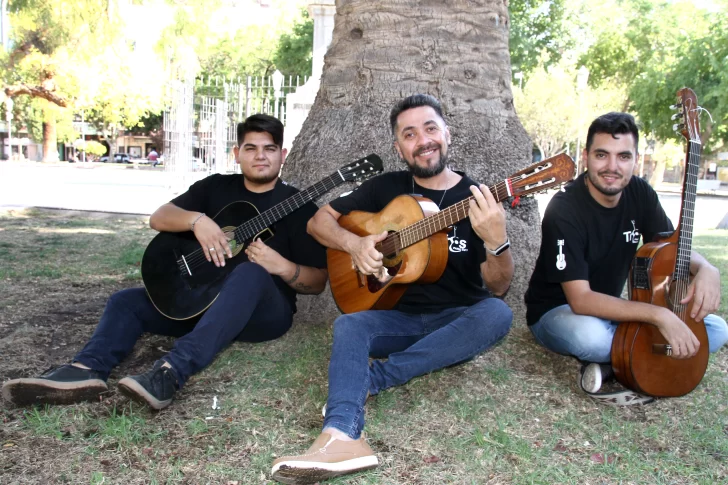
[2, 114, 328, 410]
[270, 94, 514, 483]
[525, 112, 727, 403]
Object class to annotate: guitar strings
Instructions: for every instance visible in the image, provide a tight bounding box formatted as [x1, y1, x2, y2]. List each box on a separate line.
[178, 172, 346, 272]
[380, 179, 512, 254]
[674, 139, 699, 321]
[378, 179, 512, 255]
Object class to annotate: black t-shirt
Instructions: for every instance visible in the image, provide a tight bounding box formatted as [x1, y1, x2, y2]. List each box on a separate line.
[524, 173, 673, 325]
[329, 171, 490, 313]
[170, 174, 327, 313]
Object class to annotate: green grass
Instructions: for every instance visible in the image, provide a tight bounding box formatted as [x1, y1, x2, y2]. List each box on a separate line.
[1, 210, 726, 484]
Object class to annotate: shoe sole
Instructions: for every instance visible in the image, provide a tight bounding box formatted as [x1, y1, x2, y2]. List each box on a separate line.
[580, 364, 602, 394]
[117, 377, 172, 410]
[271, 456, 379, 484]
[1, 378, 107, 406]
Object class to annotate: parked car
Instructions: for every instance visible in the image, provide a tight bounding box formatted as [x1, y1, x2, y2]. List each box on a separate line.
[99, 153, 132, 163]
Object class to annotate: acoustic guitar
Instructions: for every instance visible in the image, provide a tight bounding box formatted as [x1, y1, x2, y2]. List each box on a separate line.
[611, 88, 709, 397]
[142, 154, 384, 320]
[328, 154, 576, 314]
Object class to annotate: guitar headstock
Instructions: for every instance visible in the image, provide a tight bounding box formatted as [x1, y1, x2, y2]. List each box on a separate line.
[509, 153, 576, 197]
[338, 154, 384, 183]
[672, 88, 700, 144]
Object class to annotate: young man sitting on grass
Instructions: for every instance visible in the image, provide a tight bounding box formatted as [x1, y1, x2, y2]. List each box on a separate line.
[2, 114, 328, 411]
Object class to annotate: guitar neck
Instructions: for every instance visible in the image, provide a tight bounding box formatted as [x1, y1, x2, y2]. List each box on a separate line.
[382, 179, 512, 253]
[675, 140, 700, 280]
[234, 172, 345, 241]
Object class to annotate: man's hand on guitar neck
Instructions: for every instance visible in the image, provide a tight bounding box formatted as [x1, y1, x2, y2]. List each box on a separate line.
[682, 254, 721, 322]
[468, 184, 508, 249]
[191, 214, 233, 267]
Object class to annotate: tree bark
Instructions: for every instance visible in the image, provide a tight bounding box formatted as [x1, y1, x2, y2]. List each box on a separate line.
[42, 117, 59, 162]
[284, 0, 535, 321]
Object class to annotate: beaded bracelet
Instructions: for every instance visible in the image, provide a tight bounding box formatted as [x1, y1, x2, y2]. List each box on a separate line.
[190, 213, 205, 231]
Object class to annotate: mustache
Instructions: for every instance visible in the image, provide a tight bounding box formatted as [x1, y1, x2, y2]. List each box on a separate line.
[414, 143, 441, 157]
[597, 170, 622, 178]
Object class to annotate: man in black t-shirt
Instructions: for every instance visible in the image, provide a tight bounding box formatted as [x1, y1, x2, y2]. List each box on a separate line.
[525, 112, 727, 399]
[271, 94, 514, 484]
[2, 114, 328, 410]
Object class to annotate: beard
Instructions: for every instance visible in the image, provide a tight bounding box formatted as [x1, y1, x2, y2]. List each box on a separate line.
[405, 143, 448, 178]
[587, 169, 627, 196]
[245, 170, 279, 185]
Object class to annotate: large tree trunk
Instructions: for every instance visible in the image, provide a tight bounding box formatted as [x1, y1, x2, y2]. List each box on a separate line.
[284, 0, 536, 322]
[42, 117, 59, 163]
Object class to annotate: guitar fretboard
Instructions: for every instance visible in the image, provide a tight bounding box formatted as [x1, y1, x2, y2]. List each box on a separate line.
[233, 173, 344, 242]
[377, 179, 513, 256]
[674, 140, 700, 283]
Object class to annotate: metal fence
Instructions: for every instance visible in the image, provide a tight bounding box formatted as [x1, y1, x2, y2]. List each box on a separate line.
[164, 74, 307, 176]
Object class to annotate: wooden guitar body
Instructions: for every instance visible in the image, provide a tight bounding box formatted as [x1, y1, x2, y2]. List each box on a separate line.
[611, 87, 709, 397]
[328, 195, 448, 314]
[612, 236, 709, 397]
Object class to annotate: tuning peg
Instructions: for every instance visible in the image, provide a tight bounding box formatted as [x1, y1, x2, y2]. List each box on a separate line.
[671, 112, 683, 120]
[670, 103, 682, 110]
[673, 123, 683, 132]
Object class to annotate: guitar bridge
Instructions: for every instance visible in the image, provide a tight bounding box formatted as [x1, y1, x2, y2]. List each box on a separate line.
[179, 255, 192, 276]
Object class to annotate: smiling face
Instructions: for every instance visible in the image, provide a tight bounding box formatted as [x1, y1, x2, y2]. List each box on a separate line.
[393, 106, 451, 179]
[584, 132, 637, 207]
[234, 131, 287, 191]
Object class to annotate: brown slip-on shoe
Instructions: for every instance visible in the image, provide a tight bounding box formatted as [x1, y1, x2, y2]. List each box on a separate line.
[271, 432, 379, 484]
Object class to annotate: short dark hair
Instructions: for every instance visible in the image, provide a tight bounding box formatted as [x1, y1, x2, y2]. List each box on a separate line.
[237, 114, 284, 147]
[585, 112, 639, 152]
[389, 94, 445, 134]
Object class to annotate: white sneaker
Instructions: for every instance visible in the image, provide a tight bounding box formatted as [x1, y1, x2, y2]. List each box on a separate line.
[580, 363, 608, 394]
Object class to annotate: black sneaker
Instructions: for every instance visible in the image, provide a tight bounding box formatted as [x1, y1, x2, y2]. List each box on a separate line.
[117, 361, 179, 410]
[1, 364, 108, 406]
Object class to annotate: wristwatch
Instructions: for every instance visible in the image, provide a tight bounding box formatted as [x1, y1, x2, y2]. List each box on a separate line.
[484, 238, 511, 256]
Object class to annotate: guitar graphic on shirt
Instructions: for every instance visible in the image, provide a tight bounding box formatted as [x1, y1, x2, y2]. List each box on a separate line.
[556, 239, 566, 270]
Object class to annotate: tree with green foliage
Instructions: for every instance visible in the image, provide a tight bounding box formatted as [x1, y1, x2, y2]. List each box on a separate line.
[628, 5, 728, 149]
[1, 0, 112, 161]
[272, 8, 313, 77]
[580, 0, 727, 150]
[508, 0, 573, 76]
[514, 62, 624, 160]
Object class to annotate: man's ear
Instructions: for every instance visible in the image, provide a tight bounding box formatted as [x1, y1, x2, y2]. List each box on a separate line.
[445, 126, 451, 146]
[394, 141, 402, 159]
[233, 146, 240, 165]
[281, 148, 288, 165]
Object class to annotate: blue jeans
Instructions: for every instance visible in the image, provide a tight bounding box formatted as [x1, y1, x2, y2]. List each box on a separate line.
[74, 263, 292, 387]
[323, 297, 513, 439]
[529, 304, 728, 363]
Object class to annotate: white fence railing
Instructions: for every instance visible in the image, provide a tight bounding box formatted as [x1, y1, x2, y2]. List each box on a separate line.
[164, 74, 307, 175]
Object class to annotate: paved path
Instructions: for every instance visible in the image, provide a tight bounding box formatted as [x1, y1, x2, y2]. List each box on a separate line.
[2, 161, 728, 231]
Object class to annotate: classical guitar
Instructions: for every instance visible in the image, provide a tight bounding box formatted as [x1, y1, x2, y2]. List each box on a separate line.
[611, 88, 709, 397]
[328, 154, 576, 314]
[142, 154, 384, 320]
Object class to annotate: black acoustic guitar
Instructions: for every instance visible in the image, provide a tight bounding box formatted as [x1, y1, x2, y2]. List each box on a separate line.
[141, 154, 384, 320]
